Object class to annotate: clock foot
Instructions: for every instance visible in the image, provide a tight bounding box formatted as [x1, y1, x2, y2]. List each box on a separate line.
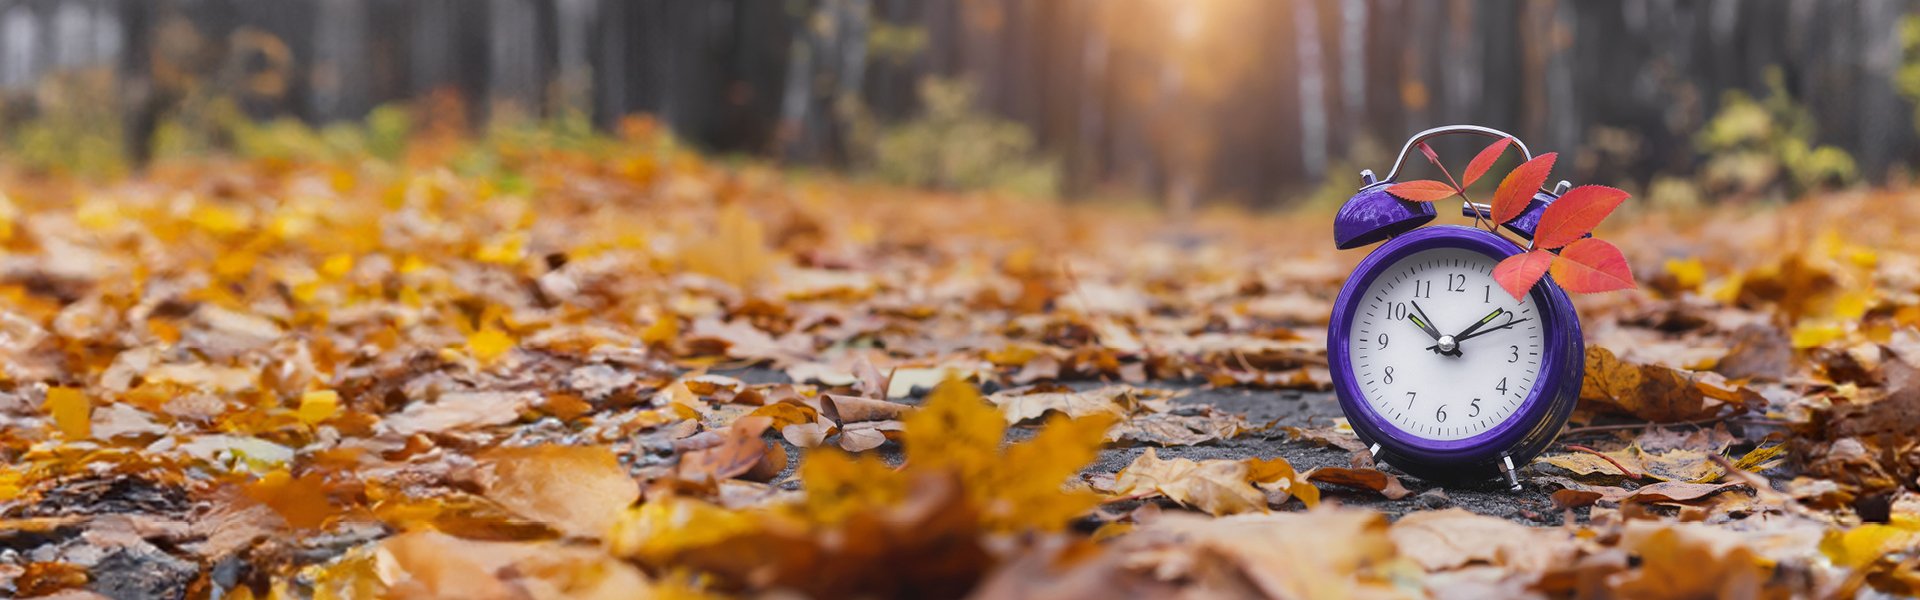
[1499, 453, 1522, 492]
[1367, 443, 1391, 472]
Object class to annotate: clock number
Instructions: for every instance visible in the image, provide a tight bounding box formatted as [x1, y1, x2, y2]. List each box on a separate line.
[1468, 398, 1481, 418]
[1413, 280, 1431, 299]
[1383, 366, 1394, 384]
[1495, 377, 1508, 395]
[1435, 404, 1447, 422]
[1377, 333, 1388, 349]
[1447, 273, 1466, 292]
[1483, 285, 1491, 303]
[1509, 345, 1520, 363]
[1404, 391, 1416, 409]
[1389, 302, 1409, 320]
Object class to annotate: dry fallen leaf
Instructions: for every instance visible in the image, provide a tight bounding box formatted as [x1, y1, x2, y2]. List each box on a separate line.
[478, 445, 638, 539]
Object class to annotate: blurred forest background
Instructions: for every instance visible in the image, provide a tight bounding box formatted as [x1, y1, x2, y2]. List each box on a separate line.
[3, 0, 1920, 209]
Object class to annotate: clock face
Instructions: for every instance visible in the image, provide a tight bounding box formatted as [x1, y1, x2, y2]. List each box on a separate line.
[1345, 247, 1546, 441]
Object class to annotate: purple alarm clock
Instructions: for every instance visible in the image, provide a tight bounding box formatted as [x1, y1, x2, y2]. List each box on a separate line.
[1329, 125, 1583, 490]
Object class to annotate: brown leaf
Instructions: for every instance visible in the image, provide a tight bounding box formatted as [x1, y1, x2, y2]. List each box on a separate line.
[1305, 467, 1411, 500]
[1714, 323, 1797, 381]
[1107, 412, 1247, 447]
[479, 445, 638, 539]
[823, 394, 913, 423]
[380, 390, 536, 436]
[781, 420, 835, 448]
[678, 416, 780, 483]
[1389, 509, 1578, 572]
[1580, 346, 1756, 422]
[1111, 449, 1271, 515]
[836, 420, 902, 452]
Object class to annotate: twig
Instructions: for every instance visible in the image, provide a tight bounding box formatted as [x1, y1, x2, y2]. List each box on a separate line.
[1557, 415, 1793, 438]
[1563, 444, 1643, 480]
[1559, 415, 1733, 437]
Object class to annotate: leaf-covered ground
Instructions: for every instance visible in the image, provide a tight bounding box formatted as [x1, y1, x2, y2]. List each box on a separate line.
[1, 127, 1918, 598]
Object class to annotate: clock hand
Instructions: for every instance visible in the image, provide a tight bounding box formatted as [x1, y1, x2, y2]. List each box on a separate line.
[1449, 308, 1507, 341]
[1428, 316, 1534, 353]
[1407, 301, 1443, 340]
[1452, 316, 1532, 344]
[1421, 307, 1501, 357]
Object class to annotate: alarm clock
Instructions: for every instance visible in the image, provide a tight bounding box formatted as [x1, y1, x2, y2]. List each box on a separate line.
[1328, 125, 1583, 490]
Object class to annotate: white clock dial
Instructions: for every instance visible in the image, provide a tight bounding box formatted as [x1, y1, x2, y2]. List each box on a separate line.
[1347, 248, 1546, 440]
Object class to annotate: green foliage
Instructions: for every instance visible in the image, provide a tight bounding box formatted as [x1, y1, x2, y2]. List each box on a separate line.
[1899, 16, 1920, 137]
[0, 70, 127, 178]
[863, 78, 1060, 197]
[1695, 67, 1856, 198]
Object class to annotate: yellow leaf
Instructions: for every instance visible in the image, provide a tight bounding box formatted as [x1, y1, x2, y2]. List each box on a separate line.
[607, 497, 763, 565]
[45, 387, 90, 440]
[991, 412, 1117, 529]
[1247, 456, 1318, 508]
[798, 448, 905, 525]
[296, 390, 340, 425]
[192, 203, 251, 235]
[476, 231, 527, 265]
[679, 204, 773, 289]
[1821, 518, 1920, 569]
[900, 379, 1006, 481]
[320, 253, 355, 278]
[641, 313, 680, 347]
[247, 469, 334, 529]
[467, 326, 516, 363]
[1791, 320, 1847, 348]
[1664, 257, 1706, 290]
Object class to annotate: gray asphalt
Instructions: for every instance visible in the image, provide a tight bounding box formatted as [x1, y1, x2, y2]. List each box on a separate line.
[738, 367, 1568, 525]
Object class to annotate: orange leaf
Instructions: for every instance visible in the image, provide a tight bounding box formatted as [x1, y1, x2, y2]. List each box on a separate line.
[1386, 180, 1459, 202]
[1533, 185, 1628, 249]
[1461, 137, 1512, 188]
[1551, 238, 1637, 293]
[1492, 250, 1553, 300]
[1491, 152, 1556, 225]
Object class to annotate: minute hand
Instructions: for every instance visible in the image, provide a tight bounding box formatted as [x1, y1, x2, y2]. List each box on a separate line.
[1452, 316, 1531, 344]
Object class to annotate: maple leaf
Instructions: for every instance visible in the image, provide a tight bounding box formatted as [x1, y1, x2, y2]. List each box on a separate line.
[1491, 152, 1556, 225]
[1551, 238, 1637, 293]
[1533, 185, 1629, 249]
[1461, 136, 1513, 188]
[1491, 249, 1553, 301]
[1385, 180, 1459, 202]
[901, 379, 1008, 482]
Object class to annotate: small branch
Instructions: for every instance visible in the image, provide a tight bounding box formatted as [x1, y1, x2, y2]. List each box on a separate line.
[1560, 415, 1733, 437]
[1564, 444, 1643, 480]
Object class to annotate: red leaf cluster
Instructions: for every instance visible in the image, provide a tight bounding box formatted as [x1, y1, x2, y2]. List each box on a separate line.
[1384, 137, 1633, 299]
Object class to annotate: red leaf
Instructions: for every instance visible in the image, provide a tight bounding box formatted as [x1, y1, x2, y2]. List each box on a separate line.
[1386, 180, 1458, 202]
[1461, 137, 1513, 188]
[1532, 185, 1628, 249]
[1492, 250, 1554, 301]
[1550, 238, 1637, 293]
[1491, 152, 1556, 226]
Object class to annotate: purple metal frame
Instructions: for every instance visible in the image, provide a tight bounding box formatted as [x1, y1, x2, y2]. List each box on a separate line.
[1327, 225, 1584, 481]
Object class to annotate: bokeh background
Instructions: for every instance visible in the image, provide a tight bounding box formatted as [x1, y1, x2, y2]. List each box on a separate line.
[2, 0, 1917, 209]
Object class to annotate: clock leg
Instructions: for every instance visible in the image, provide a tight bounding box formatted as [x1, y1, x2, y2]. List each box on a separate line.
[1499, 453, 1522, 492]
[1367, 443, 1391, 472]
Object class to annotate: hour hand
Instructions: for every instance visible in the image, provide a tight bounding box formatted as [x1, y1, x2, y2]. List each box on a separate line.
[1406, 301, 1442, 340]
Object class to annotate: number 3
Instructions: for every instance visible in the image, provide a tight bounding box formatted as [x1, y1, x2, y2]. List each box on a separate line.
[1509, 345, 1519, 363]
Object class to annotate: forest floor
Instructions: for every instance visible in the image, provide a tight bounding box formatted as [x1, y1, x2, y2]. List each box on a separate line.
[2, 126, 1919, 599]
